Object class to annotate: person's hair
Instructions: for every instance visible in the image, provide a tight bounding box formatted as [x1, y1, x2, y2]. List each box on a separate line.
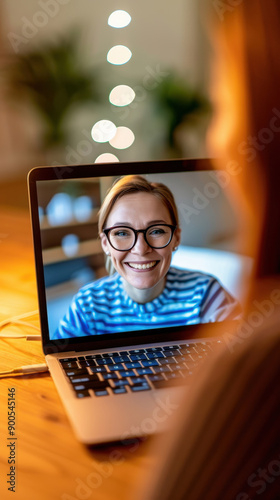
[98, 174, 179, 234]
[207, 1, 280, 277]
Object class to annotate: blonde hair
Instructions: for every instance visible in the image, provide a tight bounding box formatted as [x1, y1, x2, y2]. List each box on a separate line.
[98, 175, 179, 234]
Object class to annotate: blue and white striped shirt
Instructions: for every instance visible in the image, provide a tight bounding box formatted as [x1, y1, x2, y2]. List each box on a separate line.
[53, 267, 240, 339]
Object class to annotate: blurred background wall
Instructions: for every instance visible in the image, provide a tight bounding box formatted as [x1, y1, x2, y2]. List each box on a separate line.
[0, 1, 255, 314]
[0, 0, 211, 193]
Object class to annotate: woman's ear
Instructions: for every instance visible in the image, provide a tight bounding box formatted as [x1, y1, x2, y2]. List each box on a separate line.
[100, 232, 110, 255]
[174, 227, 181, 249]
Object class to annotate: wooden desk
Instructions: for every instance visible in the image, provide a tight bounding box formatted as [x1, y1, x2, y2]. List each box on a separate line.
[0, 207, 152, 500]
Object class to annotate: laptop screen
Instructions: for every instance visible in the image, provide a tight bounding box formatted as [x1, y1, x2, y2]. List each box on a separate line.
[29, 159, 253, 351]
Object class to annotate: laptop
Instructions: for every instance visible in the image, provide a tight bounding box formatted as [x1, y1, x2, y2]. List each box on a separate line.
[28, 158, 252, 444]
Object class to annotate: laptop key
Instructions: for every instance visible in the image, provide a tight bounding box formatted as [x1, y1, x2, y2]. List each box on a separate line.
[112, 386, 127, 395]
[119, 370, 135, 377]
[75, 390, 91, 398]
[130, 383, 151, 392]
[112, 355, 130, 363]
[60, 361, 78, 369]
[85, 359, 97, 367]
[158, 358, 172, 365]
[189, 353, 203, 363]
[145, 347, 163, 352]
[159, 358, 177, 365]
[73, 380, 109, 391]
[64, 368, 89, 377]
[153, 366, 171, 373]
[96, 358, 112, 365]
[124, 362, 142, 369]
[163, 350, 181, 357]
[93, 390, 109, 397]
[173, 364, 186, 371]
[70, 374, 99, 383]
[146, 352, 164, 359]
[72, 384, 87, 391]
[107, 364, 124, 371]
[130, 354, 148, 361]
[89, 366, 107, 374]
[148, 374, 165, 382]
[79, 360, 91, 367]
[180, 348, 194, 355]
[129, 377, 147, 384]
[102, 373, 119, 380]
[141, 360, 159, 367]
[136, 368, 153, 376]
[70, 377, 91, 384]
[165, 372, 184, 380]
[60, 357, 78, 363]
[111, 379, 130, 387]
[193, 344, 208, 353]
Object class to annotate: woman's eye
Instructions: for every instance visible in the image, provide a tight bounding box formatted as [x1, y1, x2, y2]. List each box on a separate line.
[149, 228, 166, 236]
[113, 230, 130, 237]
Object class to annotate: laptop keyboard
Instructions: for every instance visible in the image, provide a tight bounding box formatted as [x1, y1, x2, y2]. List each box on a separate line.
[59, 340, 223, 398]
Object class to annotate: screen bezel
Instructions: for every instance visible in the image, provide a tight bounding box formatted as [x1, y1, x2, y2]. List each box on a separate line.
[28, 158, 239, 354]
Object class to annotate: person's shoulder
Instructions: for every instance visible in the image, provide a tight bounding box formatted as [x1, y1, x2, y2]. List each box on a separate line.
[168, 266, 214, 282]
[76, 273, 120, 298]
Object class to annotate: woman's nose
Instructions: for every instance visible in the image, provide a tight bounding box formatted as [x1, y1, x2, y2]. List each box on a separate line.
[131, 233, 152, 254]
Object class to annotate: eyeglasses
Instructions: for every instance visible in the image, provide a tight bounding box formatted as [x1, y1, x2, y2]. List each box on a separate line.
[103, 224, 177, 251]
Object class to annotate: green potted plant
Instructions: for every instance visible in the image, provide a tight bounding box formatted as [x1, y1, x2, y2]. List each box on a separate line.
[150, 73, 211, 157]
[7, 29, 100, 153]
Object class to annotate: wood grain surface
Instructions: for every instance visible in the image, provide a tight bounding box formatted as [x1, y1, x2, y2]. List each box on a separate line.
[0, 207, 153, 500]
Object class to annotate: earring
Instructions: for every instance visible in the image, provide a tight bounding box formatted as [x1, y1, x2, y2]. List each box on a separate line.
[105, 251, 111, 256]
[173, 246, 178, 252]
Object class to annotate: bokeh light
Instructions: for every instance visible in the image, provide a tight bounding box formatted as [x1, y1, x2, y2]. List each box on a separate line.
[46, 193, 73, 226]
[95, 153, 119, 163]
[109, 85, 135, 107]
[73, 196, 93, 222]
[91, 120, 117, 143]
[107, 45, 132, 65]
[109, 126, 135, 149]
[61, 234, 80, 258]
[108, 10, 131, 28]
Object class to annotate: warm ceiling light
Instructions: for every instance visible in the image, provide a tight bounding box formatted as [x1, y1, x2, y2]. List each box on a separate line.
[109, 85, 135, 107]
[108, 10, 131, 28]
[95, 153, 119, 163]
[107, 45, 132, 65]
[109, 126, 135, 149]
[91, 120, 117, 143]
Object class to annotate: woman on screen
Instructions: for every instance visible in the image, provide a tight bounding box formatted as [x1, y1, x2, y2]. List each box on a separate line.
[54, 175, 240, 338]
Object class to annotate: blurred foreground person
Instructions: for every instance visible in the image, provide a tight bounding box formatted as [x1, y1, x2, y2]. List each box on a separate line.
[137, 1, 280, 499]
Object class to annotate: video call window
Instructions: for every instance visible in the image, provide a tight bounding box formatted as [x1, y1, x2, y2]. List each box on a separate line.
[36, 171, 253, 340]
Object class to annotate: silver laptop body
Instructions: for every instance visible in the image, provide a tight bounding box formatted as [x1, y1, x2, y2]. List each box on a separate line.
[28, 158, 250, 444]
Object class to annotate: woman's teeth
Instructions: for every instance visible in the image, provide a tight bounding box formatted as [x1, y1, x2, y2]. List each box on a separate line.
[128, 261, 157, 270]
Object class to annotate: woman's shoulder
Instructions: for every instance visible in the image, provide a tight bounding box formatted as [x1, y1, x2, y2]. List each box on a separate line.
[168, 266, 215, 282]
[76, 272, 121, 298]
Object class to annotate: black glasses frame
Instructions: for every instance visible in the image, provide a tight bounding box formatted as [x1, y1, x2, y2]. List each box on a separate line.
[103, 224, 177, 251]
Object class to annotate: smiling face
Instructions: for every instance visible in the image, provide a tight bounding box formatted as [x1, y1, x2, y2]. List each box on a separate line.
[100, 192, 181, 291]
